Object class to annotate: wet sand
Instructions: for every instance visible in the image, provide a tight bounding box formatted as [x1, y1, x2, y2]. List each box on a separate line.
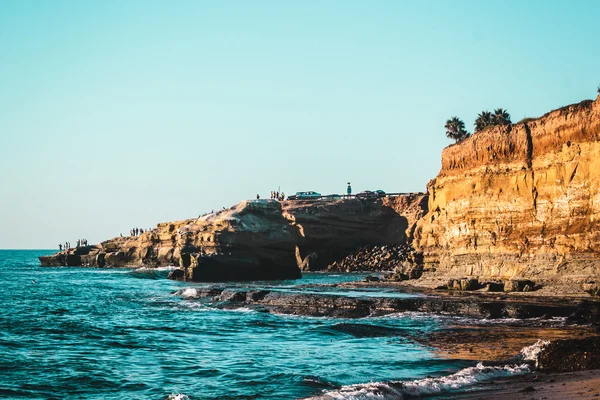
[423, 325, 596, 361]
[435, 369, 600, 399]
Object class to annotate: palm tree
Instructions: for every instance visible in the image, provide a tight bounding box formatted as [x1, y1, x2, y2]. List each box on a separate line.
[445, 116, 470, 143]
[493, 108, 512, 125]
[474, 111, 493, 132]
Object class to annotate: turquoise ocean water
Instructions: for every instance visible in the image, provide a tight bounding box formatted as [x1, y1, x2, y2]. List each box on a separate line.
[0, 250, 525, 399]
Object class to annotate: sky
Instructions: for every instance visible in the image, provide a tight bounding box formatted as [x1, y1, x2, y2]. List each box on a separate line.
[1, 0, 599, 249]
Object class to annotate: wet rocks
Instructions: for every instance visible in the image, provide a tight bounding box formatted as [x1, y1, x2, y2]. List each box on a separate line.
[167, 268, 185, 280]
[441, 278, 539, 292]
[327, 244, 414, 272]
[537, 336, 600, 372]
[181, 286, 586, 321]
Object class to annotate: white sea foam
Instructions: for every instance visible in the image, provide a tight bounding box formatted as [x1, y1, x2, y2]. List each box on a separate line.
[310, 363, 530, 400]
[519, 339, 550, 366]
[178, 288, 200, 299]
[134, 265, 178, 272]
[167, 394, 189, 400]
[229, 306, 256, 313]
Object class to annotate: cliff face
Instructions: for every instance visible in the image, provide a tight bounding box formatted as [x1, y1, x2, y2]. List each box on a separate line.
[414, 96, 600, 287]
[40, 195, 427, 281]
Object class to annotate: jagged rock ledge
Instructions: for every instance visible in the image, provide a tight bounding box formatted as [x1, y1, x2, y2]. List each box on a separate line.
[40, 195, 427, 281]
[176, 286, 600, 323]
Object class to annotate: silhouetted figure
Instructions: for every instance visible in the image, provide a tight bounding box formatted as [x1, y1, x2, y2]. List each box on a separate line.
[59, 244, 62, 251]
[347, 182, 352, 196]
[77, 239, 80, 247]
[256, 194, 260, 199]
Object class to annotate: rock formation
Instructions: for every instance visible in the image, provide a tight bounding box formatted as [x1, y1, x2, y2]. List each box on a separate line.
[40, 95, 600, 292]
[39, 195, 427, 281]
[413, 96, 600, 291]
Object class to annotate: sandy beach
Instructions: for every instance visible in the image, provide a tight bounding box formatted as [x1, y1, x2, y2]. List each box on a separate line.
[435, 369, 600, 399]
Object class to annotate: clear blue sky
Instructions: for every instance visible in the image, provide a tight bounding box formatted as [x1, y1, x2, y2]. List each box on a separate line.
[1, 0, 599, 249]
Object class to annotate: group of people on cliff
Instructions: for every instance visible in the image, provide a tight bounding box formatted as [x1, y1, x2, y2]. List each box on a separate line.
[130, 228, 146, 236]
[269, 191, 285, 201]
[58, 238, 88, 251]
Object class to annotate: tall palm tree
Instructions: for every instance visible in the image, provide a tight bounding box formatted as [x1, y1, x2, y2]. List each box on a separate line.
[445, 116, 470, 143]
[474, 111, 493, 132]
[493, 108, 512, 125]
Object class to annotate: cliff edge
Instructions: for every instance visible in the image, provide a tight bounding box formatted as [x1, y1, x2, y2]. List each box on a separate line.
[413, 95, 600, 293]
[40, 196, 427, 281]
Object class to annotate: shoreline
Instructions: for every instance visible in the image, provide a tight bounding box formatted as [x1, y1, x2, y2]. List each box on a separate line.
[433, 369, 600, 399]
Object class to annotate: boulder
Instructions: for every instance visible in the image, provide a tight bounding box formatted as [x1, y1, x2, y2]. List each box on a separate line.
[583, 282, 600, 297]
[167, 269, 185, 281]
[504, 280, 536, 292]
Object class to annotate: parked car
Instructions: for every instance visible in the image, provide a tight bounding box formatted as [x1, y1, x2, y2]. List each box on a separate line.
[297, 191, 321, 200]
[374, 190, 386, 198]
[288, 191, 322, 200]
[356, 190, 377, 200]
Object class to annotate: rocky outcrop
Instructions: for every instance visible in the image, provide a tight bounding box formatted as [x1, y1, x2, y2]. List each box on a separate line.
[40, 195, 427, 281]
[284, 194, 427, 271]
[326, 244, 414, 273]
[537, 336, 600, 372]
[413, 96, 600, 290]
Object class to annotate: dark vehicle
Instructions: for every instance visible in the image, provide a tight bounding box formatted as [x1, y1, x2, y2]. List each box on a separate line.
[355, 190, 377, 200]
[288, 191, 321, 200]
[374, 190, 386, 198]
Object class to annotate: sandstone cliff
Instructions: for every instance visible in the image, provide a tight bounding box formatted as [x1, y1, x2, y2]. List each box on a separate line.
[39, 195, 427, 281]
[413, 96, 600, 291]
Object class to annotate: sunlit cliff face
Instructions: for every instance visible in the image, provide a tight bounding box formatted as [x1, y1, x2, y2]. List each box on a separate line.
[414, 97, 600, 286]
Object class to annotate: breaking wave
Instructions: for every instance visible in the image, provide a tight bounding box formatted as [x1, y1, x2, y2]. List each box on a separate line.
[519, 339, 550, 366]
[129, 266, 178, 279]
[308, 363, 530, 399]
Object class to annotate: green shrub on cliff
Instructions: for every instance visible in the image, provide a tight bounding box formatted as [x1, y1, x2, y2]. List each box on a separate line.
[474, 111, 493, 132]
[474, 108, 512, 132]
[493, 108, 512, 125]
[445, 117, 470, 143]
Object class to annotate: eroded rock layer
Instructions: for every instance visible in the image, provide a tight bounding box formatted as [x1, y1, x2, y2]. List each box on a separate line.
[414, 96, 600, 289]
[39, 195, 427, 281]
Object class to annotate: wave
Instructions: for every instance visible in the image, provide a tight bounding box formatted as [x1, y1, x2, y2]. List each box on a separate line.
[177, 288, 200, 299]
[519, 339, 550, 366]
[306, 363, 530, 399]
[129, 266, 177, 279]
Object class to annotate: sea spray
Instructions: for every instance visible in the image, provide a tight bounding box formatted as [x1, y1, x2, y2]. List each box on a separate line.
[311, 363, 531, 399]
[519, 339, 550, 366]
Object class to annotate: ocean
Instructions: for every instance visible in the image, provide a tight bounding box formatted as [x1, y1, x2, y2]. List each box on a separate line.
[0, 250, 529, 399]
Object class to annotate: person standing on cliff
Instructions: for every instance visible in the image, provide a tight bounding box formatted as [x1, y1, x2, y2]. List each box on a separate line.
[256, 194, 260, 200]
[347, 182, 352, 197]
[59, 244, 62, 251]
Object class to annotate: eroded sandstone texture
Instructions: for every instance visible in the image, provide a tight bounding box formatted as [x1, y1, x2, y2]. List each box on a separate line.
[39, 196, 427, 281]
[413, 96, 600, 289]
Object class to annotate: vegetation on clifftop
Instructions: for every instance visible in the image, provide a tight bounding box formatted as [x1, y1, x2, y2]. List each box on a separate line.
[474, 108, 512, 132]
[445, 117, 470, 143]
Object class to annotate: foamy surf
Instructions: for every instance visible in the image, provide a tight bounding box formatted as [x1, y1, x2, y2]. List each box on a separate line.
[306, 363, 531, 399]
[167, 394, 189, 400]
[519, 339, 550, 366]
[177, 288, 200, 299]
